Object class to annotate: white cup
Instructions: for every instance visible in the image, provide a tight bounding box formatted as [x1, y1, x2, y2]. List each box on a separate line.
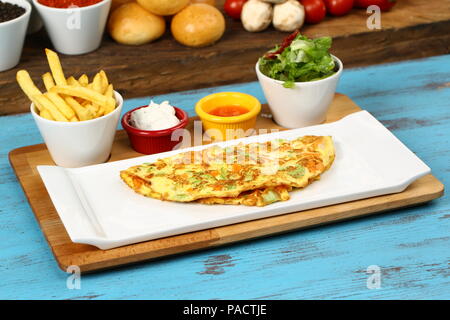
[0, 0, 31, 71]
[32, 0, 111, 55]
[255, 55, 343, 129]
[31, 91, 123, 168]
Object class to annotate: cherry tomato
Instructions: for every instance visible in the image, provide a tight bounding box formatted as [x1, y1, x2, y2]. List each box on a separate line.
[323, 0, 354, 16]
[354, 0, 396, 11]
[300, 0, 326, 24]
[224, 0, 247, 20]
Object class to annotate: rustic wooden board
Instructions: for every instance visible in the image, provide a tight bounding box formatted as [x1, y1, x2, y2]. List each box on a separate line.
[1, 0, 449, 116]
[8, 94, 444, 272]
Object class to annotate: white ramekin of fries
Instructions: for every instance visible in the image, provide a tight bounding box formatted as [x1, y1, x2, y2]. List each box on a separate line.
[17, 49, 123, 168]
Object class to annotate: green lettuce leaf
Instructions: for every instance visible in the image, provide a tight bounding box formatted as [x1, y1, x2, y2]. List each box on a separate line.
[259, 34, 336, 87]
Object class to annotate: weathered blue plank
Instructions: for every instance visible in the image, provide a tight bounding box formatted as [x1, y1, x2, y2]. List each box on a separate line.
[0, 54, 449, 300]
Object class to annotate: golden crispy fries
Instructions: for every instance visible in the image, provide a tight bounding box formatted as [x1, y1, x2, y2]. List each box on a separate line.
[33, 94, 67, 121]
[17, 50, 116, 122]
[40, 109, 54, 120]
[92, 73, 103, 93]
[78, 74, 89, 86]
[105, 84, 114, 98]
[104, 84, 115, 114]
[91, 73, 104, 114]
[65, 97, 93, 121]
[42, 72, 55, 91]
[99, 70, 108, 94]
[45, 92, 76, 120]
[45, 49, 67, 86]
[85, 104, 95, 114]
[50, 85, 112, 106]
[16, 70, 50, 114]
[67, 76, 80, 86]
[16, 70, 43, 110]
[96, 105, 106, 117]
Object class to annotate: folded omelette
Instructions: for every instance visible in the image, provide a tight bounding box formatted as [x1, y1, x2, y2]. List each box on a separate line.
[120, 136, 335, 206]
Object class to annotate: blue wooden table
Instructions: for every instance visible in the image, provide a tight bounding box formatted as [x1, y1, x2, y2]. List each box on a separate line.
[0, 55, 448, 300]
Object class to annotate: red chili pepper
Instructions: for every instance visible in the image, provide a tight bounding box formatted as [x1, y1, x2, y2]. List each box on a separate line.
[264, 30, 300, 59]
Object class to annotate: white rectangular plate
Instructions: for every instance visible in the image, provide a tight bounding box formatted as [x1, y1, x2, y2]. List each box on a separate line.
[37, 111, 430, 250]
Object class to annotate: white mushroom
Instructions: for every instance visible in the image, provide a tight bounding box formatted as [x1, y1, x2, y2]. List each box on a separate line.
[241, 0, 273, 32]
[272, 0, 305, 32]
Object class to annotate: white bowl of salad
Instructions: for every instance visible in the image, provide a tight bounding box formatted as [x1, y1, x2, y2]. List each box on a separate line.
[256, 31, 343, 129]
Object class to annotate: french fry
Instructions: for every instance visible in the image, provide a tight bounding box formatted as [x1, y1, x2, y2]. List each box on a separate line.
[96, 105, 106, 117]
[78, 74, 89, 86]
[45, 91, 76, 119]
[16, 70, 49, 113]
[92, 73, 103, 93]
[67, 76, 80, 86]
[65, 96, 93, 121]
[42, 72, 55, 91]
[40, 109, 54, 120]
[33, 94, 68, 121]
[85, 103, 98, 117]
[45, 48, 67, 86]
[50, 85, 112, 106]
[104, 84, 115, 114]
[16, 70, 43, 111]
[105, 83, 114, 98]
[99, 70, 108, 94]
[90, 74, 103, 114]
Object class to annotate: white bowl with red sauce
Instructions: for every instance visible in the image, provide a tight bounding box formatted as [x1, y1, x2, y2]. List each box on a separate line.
[33, 0, 111, 55]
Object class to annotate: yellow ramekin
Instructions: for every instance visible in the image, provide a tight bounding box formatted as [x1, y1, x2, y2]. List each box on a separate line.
[195, 92, 261, 141]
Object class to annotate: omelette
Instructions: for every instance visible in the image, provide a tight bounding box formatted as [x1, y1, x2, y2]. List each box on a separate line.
[120, 136, 335, 206]
[197, 185, 292, 207]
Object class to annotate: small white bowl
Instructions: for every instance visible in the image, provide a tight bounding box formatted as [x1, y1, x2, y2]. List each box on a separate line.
[256, 55, 343, 129]
[0, 0, 31, 71]
[32, 0, 111, 55]
[31, 91, 123, 168]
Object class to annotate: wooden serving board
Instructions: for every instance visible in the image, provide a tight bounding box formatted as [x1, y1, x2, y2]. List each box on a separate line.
[9, 94, 444, 272]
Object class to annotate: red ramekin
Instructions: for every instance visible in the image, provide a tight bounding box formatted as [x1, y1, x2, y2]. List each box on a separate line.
[121, 105, 189, 155]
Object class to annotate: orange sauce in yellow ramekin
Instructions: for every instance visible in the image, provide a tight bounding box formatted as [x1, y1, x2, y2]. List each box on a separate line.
[208, 105, 249, 117]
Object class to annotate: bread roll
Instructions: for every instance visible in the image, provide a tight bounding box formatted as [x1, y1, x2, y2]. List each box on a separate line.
[137, 0, 189, 16]
[190, 0, 216, 5]
[108, 3, 166, 45]
[111, 0, 133, 11]
[171, 4, 225, 47]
